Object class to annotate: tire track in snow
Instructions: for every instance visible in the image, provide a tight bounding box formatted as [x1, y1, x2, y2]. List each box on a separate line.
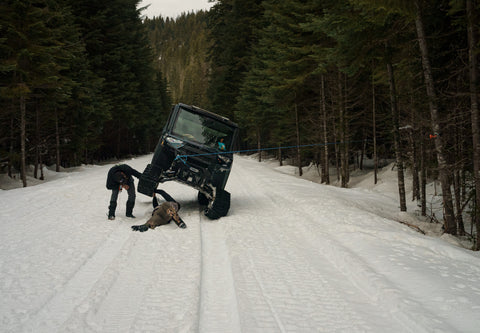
[257, 188, 425, 332]
[197, 208, 242, 333]
[65, 230, 158, 332]
[261, 184, 457, 332]
[62, 200, 204, 333]
[19, 221, 136, 333]
[227, 159, 374, 332]
[128, 203, 203, 333]
[233, 157, 456, 332]
[236, 221, 372, 331]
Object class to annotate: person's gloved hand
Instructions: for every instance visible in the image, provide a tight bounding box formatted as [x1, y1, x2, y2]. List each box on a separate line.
[131, 224, 149, 232]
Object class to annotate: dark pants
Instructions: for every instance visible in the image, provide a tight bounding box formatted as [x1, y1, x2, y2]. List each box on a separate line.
[109, 180, 136, 216]
[153, 189, 178, 208]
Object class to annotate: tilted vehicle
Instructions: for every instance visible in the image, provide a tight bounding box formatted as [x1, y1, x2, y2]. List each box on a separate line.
[138, 103, 239, 219]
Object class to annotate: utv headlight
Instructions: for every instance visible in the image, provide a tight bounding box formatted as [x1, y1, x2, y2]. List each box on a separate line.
[165, 136, 185, 149]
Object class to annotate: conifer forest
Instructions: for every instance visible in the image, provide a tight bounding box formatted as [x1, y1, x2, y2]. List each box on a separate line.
[1, 0, 479, 248]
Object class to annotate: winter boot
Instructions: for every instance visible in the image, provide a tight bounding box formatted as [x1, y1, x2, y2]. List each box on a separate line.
[126, 201, 135, 218]
[108, 201, 117, 220]
[174, 217, 187, 229]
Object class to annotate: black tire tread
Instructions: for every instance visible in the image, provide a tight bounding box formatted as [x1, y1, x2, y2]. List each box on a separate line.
[204, 189, 230, 219]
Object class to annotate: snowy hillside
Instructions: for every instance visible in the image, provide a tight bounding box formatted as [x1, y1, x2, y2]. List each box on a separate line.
[1, 154, 480, 332]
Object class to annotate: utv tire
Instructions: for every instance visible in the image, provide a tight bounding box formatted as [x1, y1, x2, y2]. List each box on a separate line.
[138, 164, 158, 196]
[204, 189, 230, 220]
[198, 191, 209, 206]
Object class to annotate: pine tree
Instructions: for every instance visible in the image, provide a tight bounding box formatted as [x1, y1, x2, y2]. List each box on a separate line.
[68, 0, 161, 159]
[466, 0, 480, 250]
[206, 0, 264, 119]
[0, 0, 87, 184]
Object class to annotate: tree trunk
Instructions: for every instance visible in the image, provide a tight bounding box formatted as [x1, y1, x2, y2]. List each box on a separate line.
[414, 0, 456, 234]
[467, 0, 480, 250]
[410, 128, 420, 201]
[20, 95, 27, 187]
[372, 67, 378, 185]
[361, 134, 366, 170]
[321, 74, 330, 184]
[332, 98, 340, 182]
[338, 72, 348, 188]
[9, 110, 14, 178]
[257, 129, 261, 163]
[39, 149, 44, 180]
[34, 100, 39, 179]
[55, 108, 60, 172]
[278, 146, 283, 166]
[386, 48, 407, 212]
[420, 136, 427, 216]
[453, 170, 465, 236]
[344, 74, 350, 185]
[294, 99, 302, 176]
[410, 94, 420, 201]
[334, 125, 340, 182]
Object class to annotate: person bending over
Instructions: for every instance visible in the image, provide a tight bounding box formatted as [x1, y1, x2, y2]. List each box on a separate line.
[106, 164, 141, 220]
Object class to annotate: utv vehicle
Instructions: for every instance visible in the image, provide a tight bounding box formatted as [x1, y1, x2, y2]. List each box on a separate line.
[138, 103, 239, 219]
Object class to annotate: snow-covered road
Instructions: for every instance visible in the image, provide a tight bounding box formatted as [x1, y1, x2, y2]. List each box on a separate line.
[1, 154, 480, 332]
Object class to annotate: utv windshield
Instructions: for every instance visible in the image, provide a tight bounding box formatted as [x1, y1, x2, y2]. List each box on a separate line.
[172, 108, 235, 151]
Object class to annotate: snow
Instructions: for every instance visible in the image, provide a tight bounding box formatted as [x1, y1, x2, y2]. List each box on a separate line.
[1, 154, 480, 333]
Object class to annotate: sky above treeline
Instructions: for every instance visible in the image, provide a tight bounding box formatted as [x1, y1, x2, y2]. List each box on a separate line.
[137, 0, 215, 19]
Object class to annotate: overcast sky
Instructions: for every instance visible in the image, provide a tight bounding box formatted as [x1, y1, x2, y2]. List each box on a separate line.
[137, 0, 216, 19]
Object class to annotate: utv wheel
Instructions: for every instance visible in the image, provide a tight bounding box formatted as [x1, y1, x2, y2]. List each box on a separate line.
[198, 191, 209, 206]
[204, 189, 230, 220]
[138, 164, 158, 196]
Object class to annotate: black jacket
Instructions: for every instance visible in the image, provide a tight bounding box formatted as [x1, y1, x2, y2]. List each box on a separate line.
[106, 164, 142, 190]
